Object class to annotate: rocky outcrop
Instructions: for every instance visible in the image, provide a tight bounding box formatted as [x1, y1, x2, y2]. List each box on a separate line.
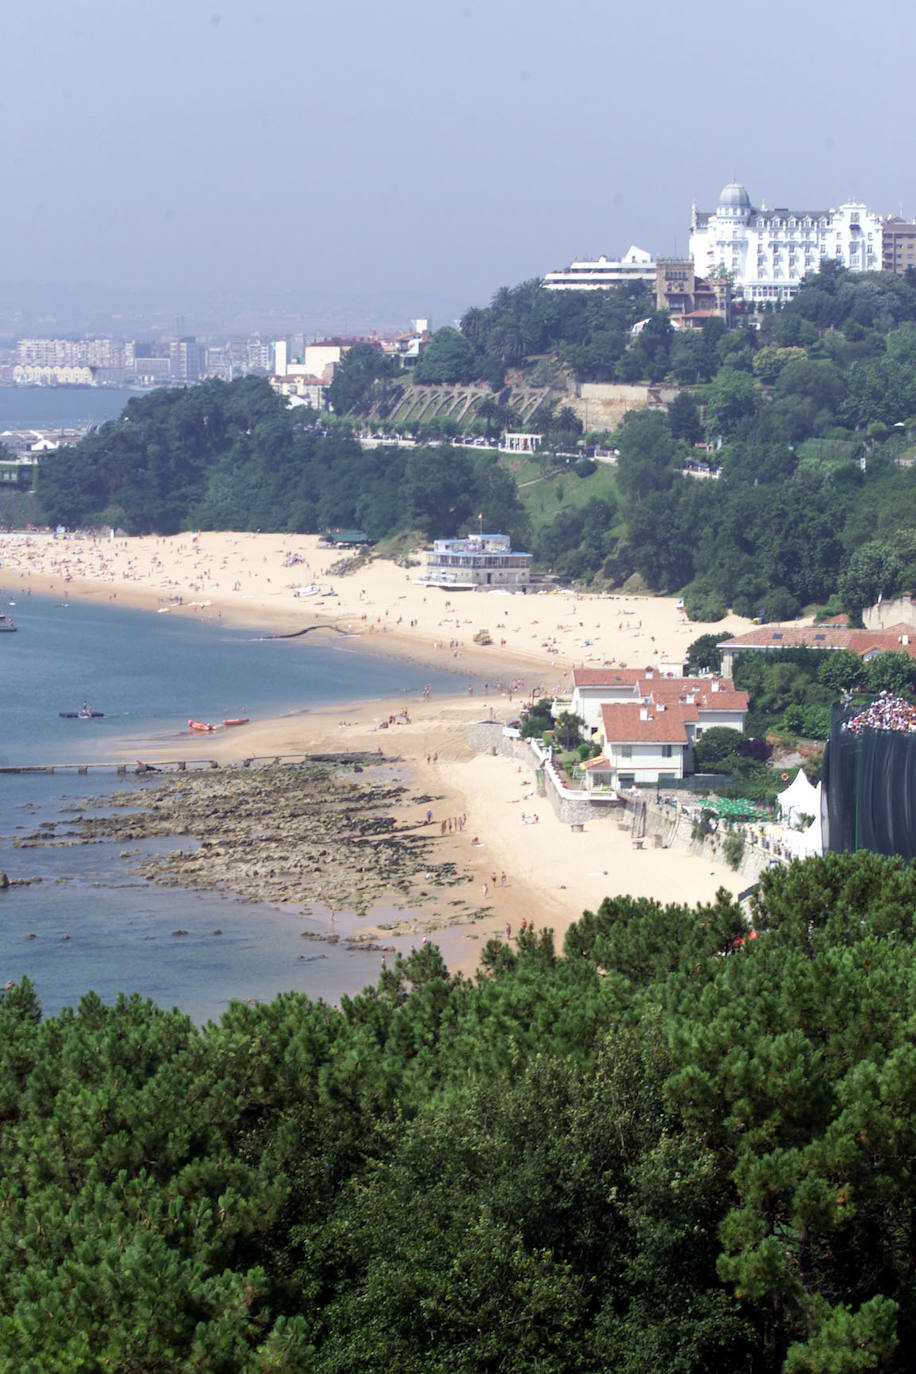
[21, 757, 468, 919]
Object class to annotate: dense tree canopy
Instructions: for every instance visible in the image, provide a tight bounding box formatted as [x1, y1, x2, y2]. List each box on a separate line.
[3, 850, 916, 1369]
[36, 378, 528, 543]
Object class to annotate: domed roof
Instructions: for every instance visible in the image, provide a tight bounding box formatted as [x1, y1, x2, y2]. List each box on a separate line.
[718, 181, 751, 210]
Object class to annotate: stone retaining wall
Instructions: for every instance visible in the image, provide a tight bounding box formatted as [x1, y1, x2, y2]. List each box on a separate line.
[467, 720, 619, 825]
[468, 721, 783, 886]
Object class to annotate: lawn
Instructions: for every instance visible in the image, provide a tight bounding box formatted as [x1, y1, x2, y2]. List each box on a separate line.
[498, 454, 621, 536]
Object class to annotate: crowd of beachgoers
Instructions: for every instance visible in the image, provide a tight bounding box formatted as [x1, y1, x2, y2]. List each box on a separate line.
[843, 691, 916, 735]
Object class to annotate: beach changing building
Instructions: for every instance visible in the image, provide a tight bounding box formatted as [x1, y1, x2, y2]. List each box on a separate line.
[417, 534, 532, 590]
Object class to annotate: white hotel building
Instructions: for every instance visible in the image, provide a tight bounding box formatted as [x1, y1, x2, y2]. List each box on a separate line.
[689, 182, 883, 304]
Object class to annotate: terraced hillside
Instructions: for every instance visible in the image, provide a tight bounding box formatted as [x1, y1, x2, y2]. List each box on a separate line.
[364, 379, 566, 430]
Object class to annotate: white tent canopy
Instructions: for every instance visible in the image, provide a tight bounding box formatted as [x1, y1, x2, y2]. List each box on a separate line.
[777, 769, 820, 826]
[776, 769, 823, 856]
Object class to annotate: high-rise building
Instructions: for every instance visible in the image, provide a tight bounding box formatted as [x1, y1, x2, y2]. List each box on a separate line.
[169, 337, 202, 383]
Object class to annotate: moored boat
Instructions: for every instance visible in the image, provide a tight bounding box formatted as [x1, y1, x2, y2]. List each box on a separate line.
[187, 719, 216, 732]
[222, 717, 250, 727]
[0, 613, 16, 632]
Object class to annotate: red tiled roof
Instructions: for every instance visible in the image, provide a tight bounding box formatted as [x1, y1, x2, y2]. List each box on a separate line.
[639, 676, 739, 700]
[718, 624, 916, 659]
[695, 691, 749, 712]
[571, 669, 722, 689]
[600, 703, 695, 744]
[572, 668, 646, 687]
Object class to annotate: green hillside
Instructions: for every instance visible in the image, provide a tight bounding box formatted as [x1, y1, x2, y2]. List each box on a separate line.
[34, 262, 916, 619]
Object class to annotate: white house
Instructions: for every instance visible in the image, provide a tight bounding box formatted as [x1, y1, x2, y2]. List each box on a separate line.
[579, 681, 749, 791]
[569, 668, 747, 737]
[589, 702, 697, 790]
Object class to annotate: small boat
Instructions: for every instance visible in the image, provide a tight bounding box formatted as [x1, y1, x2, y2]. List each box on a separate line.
[0, 614, 16, 633]
[187, 719, 216, 732]
[222, 717, 250, 727]
[60, 710, 104, 719]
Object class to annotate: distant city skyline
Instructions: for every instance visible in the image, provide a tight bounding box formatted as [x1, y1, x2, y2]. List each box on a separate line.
[4, 2, 913, 330]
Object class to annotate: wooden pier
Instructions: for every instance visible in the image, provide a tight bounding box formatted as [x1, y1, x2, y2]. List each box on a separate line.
[0, 753, 335, 777]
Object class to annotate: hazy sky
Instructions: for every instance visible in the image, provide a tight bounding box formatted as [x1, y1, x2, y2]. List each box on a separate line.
[5, 0, 915, 320]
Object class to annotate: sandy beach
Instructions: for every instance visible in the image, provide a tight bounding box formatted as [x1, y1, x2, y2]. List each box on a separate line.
[0, 530, 755, 970]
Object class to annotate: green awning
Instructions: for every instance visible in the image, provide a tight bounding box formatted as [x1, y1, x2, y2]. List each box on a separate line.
[704, 798, 769, 821]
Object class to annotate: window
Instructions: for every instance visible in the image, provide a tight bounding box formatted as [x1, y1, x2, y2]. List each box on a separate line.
[661, 744, 673, 758]
[620, 744, 633, 759]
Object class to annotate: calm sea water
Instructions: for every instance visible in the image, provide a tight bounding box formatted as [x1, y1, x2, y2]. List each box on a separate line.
[0, 387, 138, 432]
[0, 595, 469, 1022]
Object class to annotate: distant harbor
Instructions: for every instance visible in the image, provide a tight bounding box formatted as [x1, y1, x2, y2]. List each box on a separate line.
[0, 387, 138, 434]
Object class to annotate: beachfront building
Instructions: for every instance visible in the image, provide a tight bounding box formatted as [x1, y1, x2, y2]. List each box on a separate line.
[569, 669, 747, 738]
[689, 182, 883, 305]
[717, 624, 916, 677]
[581, 679, 748, 791]
[417, 533, 532, 590]
[585, 703, 697, 790]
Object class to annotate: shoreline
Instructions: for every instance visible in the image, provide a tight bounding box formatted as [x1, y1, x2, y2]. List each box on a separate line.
[0, 530, 749, 976]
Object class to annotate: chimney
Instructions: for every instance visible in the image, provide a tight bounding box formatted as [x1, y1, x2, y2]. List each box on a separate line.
[711, 679, 719, 692]
[640, 706, 648, 720]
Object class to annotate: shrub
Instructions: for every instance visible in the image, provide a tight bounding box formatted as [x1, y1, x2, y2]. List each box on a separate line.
[760, 586, 801, 622]
[686, 632, 728, 674]
[722, 831, 745, 869]
[520, 698, 554, 738]
[685, 586, 728, 622]
[695, 726, 745, 770]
